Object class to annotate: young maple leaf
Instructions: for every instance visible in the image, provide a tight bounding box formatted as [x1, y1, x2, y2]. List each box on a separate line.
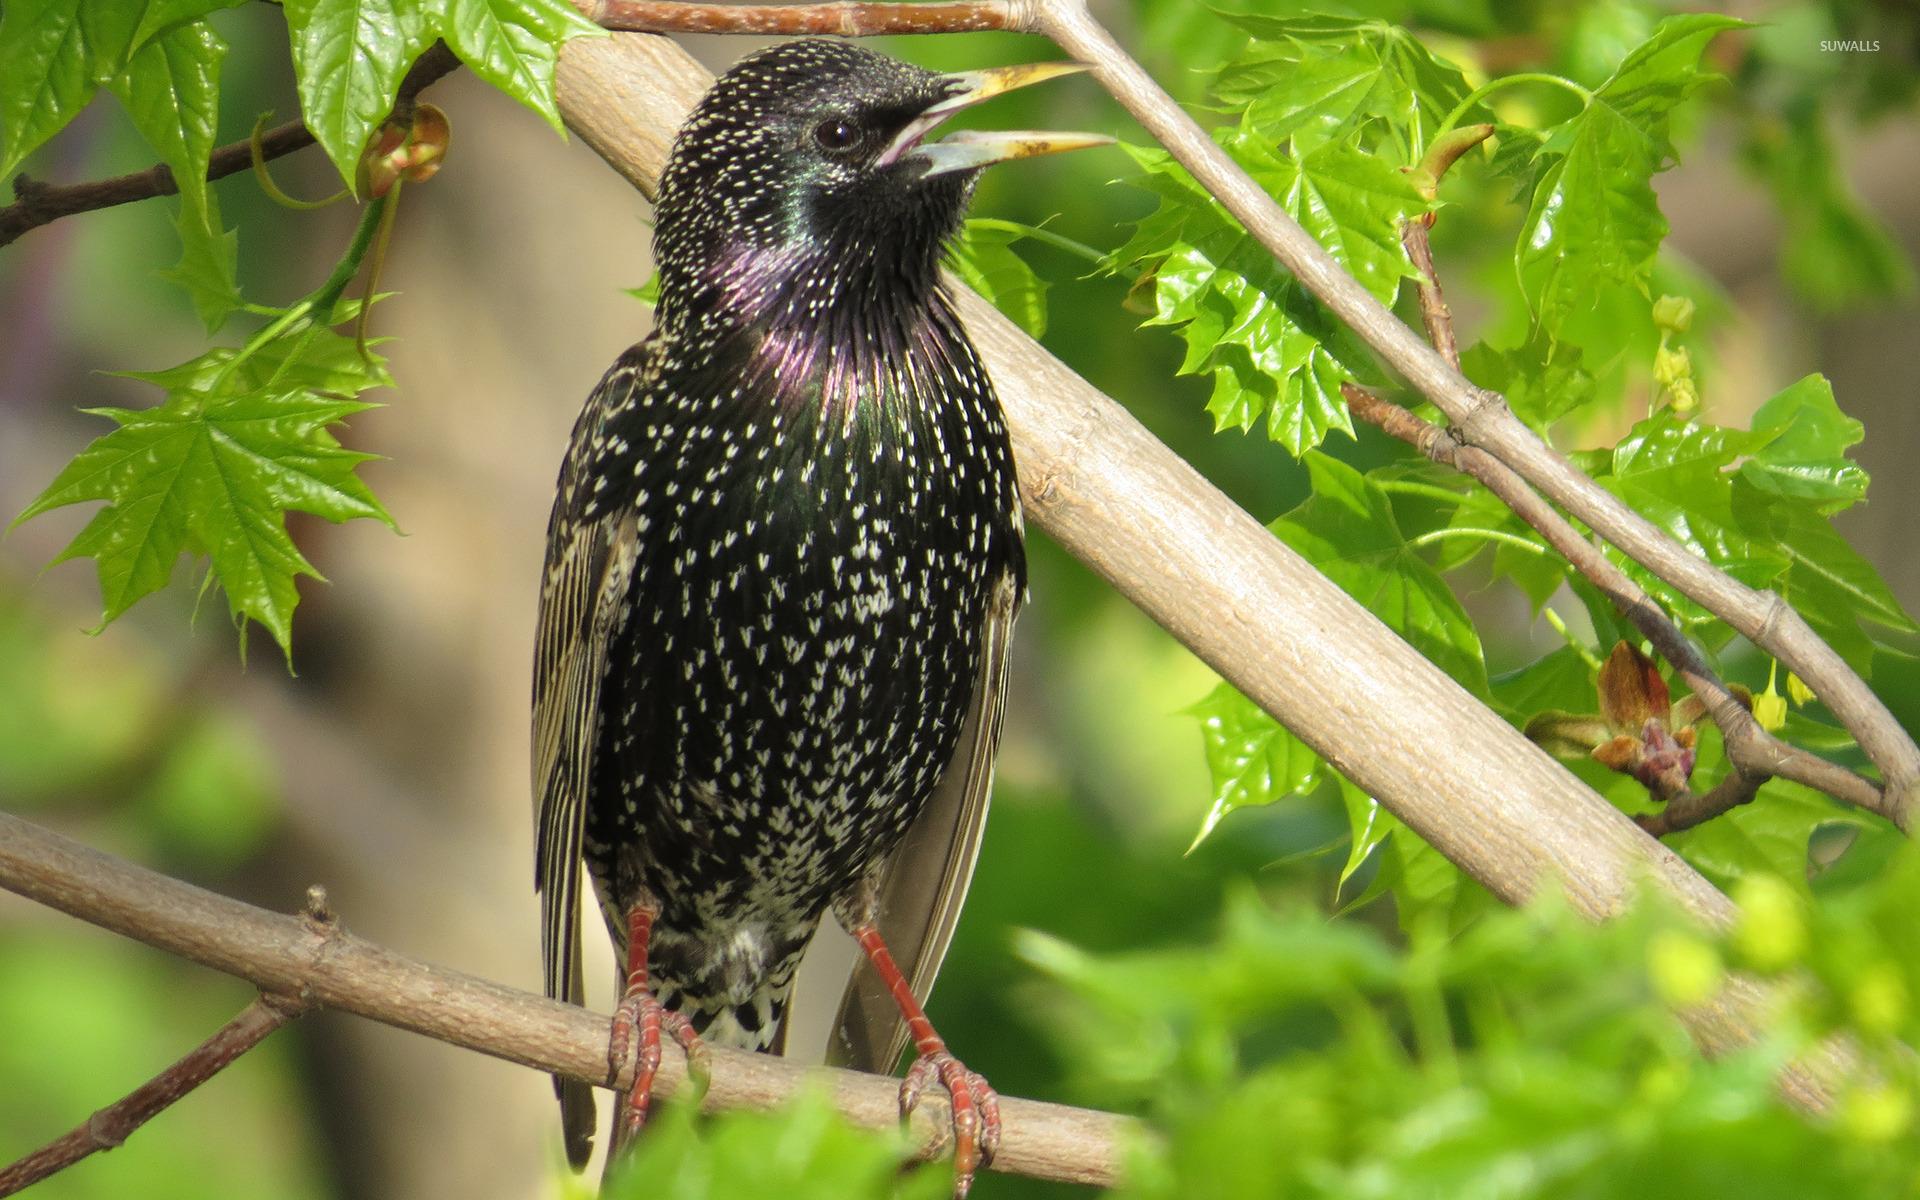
[15, 341, 395, 658]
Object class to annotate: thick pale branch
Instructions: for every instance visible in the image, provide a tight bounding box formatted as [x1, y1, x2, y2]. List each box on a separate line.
[0, 992, 308, 1197]
[0, 812, 1128, 1189]
[1024, 0, 1920, 822]
[1341, 384, 1890, 826]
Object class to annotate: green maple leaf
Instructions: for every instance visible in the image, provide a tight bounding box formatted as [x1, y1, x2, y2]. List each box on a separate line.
[1214, 14, 1476, 162]
[1737, 374, 1868, 512]
[282, 0, 437, 188]
[1590, 403, 1914, 670]
[442, 0, 603, 133]
[1188, 454, 1488, 852]
[286, 0, 602, 190]
[1189, 681, 1323, 848]
[108, 18, 241, 330]
[1274, 454, 1488, 695]
[0, 0, 244, 179]
[947, 219, 1050, 338]
[1515, 15, 1745, 338]
[16, 332, 395, 658]
[1113, 137, 1427, 456]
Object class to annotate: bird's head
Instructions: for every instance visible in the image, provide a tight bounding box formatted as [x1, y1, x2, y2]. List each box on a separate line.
[653, 39, 1107, 325]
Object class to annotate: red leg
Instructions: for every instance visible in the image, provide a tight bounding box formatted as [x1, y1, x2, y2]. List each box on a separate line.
[850, 923, 1000, 1198]
[608, 903, 709, 1146]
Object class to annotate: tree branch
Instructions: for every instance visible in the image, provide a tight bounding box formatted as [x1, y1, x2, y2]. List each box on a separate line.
[0, 991, 310, 1197]
[1637, 768, 1768, 838]
[585, 0, 1032, 35]
[1341, 383, 1892, 826]
[0, 44, 463, 249]
[1021, 0, 1920, 826]
[1401, 217, 1460, 370]
[0, 812, 1129, 1190]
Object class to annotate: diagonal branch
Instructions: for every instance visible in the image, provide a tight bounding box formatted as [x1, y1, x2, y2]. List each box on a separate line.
[0, 991, 310, 1197]
[0, 812, 1129, 1190]
[1341, 382, 1892, 827]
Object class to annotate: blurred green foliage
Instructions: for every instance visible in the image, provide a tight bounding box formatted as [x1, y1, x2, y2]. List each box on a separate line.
[600, 1089, 950, 1200]
[0, 599, 300, 1195]
[582, 841, 1920, 1199]
[0, 932, 326, 1200]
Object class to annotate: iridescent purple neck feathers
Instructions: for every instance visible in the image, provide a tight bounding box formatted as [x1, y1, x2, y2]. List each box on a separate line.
[666, 240, 962, 424]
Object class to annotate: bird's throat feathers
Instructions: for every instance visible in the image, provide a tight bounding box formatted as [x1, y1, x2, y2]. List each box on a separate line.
[673, 240, 967, 425]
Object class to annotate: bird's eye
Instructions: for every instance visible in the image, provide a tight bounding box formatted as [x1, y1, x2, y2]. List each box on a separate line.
[811, 119, 860, 153]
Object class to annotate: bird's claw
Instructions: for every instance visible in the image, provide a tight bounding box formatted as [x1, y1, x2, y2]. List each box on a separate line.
[900, 1050, 1000, 1198]
[608, 987, 705, 1140]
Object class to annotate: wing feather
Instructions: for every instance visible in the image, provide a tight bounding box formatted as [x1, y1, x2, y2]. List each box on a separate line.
[826, 569, 1021, 1072]
[532, 349, 651, 1168]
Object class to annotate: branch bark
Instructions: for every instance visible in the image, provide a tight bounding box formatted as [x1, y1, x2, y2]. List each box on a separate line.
[0, 812, 1128, 1189]
[549, 26, 1859, 1111]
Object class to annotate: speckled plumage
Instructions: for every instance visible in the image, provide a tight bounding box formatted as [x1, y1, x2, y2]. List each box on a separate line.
[531, 39, 1026, 1163]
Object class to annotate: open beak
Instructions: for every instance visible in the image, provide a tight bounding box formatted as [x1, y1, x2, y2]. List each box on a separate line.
[877, 61, 1113, 176]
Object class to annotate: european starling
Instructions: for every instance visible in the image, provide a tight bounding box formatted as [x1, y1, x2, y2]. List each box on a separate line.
[531, 39, 1105, 1193]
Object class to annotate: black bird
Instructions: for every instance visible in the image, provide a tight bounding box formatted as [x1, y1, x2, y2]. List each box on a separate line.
[532, 39, 1105, 1193]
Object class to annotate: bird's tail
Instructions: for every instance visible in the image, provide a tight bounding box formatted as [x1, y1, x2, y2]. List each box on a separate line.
[554, 931, 597, 1171]
[556, 1076, 597, 1171]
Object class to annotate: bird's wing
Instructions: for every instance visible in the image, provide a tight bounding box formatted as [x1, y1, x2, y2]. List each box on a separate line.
[827, 569, 1021, 1073]
[533, 351, 649, 1168]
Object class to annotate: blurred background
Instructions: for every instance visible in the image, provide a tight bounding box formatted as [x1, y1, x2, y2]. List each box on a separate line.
[1, 1, 1916, 1197]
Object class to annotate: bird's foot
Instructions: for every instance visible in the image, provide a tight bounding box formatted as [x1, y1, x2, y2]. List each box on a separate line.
[607, 986, 708, 1141]
[901, 1049, 1000, 1198]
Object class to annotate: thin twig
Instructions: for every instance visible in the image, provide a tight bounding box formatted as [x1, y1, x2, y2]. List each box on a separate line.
[0, 992, 310, 1196]
[1637, 768, 1768, 838]
[1341, 382, 1892, 826]
[1, 122, 311, 248]
[585, 0, 1032, 35]
[0, 44, 462, 249]
[1025, 0, 1920, 824]
[0, 812, 1129, 1189]
[1401, 217, 1459, 370]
